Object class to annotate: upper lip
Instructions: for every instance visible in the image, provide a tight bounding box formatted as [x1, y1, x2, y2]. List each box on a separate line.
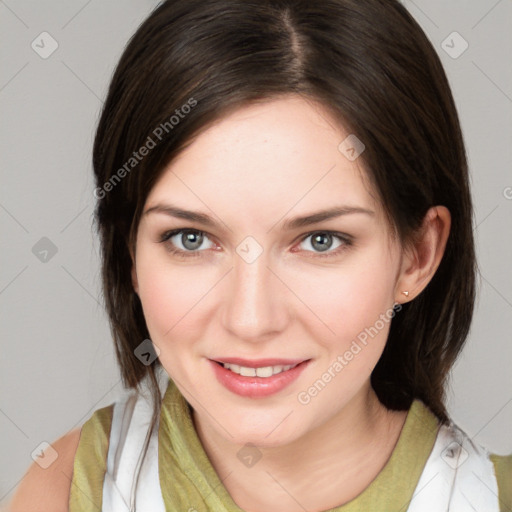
[211, 357, 310, 368]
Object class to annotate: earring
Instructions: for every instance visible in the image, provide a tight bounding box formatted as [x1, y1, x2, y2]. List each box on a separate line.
[401, 291, 409, 297]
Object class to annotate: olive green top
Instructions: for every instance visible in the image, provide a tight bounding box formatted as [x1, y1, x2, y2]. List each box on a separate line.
[69, 379, 512, 511]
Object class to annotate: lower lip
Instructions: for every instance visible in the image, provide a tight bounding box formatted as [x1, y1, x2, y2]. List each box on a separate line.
[210, 359, 310, 398]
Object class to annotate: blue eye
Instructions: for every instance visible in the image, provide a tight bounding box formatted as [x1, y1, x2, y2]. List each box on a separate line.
[297, 231, 352, 258]
[159, 229, 352, 259]
[159, 229, 214, 258]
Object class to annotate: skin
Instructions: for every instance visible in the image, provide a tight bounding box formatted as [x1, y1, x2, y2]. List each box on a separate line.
[132, 96, 449, 512]
[130, 95, 451, 512]
[7, 426, 81, 511]
[8, 94, 450, 511]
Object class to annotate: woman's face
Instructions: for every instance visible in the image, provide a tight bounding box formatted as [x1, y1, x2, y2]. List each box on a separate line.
[133, 95, 405, 447]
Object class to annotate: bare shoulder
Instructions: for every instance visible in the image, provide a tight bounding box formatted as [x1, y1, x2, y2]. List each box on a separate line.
[7, 427, 82, 512]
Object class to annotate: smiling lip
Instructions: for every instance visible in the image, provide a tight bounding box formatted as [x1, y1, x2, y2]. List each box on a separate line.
[209, 358, 311, 398]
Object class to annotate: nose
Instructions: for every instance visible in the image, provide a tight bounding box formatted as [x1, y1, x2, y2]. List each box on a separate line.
[221, 249, 289, 342]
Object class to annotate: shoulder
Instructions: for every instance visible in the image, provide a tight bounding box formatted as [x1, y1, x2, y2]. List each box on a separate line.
[490, 452, 512, 512]
[7, 427, 82, 512]
[7, 404, 115, 512]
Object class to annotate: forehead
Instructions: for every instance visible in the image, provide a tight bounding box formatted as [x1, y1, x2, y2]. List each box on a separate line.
[146, 95, 384, 229]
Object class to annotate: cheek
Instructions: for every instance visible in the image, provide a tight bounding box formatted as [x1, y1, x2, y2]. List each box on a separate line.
[292, 256, 398, 417]
[136, 260, 214, 380]
[135, 247, 208, 338]
[288, 249, 397, 348]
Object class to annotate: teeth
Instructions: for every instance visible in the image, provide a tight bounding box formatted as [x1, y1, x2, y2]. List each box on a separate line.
[240, 366, 256, 377]
[256, 366, 274, 378]
[222, 362, 298, 378]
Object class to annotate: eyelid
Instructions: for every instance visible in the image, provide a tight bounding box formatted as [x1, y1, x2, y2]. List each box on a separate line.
[293, 230, 353, 258]
[158, 228, 217, 254]
[158, 228, 353, 258]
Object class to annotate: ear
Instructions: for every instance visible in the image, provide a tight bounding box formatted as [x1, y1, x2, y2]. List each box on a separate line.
[129, 245, 139, 295]
[394, 206, 451, 304]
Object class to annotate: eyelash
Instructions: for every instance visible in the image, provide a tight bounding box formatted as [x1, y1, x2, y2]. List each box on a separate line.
[158, 228, 353, 260]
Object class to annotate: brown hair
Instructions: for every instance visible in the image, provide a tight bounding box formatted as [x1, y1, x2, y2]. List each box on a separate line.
[92, 0, 476, 495]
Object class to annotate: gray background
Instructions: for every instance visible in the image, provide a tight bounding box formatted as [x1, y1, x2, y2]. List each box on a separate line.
[1, 0, 511, 504]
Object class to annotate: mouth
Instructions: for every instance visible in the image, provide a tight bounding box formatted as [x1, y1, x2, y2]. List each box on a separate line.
[209, 357, 311, 398]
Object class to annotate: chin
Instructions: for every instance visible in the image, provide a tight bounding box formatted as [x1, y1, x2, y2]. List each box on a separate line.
[221, 415, 307, 449]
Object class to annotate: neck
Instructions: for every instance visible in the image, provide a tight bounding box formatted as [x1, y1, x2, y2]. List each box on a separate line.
[192, 383, 408, 512]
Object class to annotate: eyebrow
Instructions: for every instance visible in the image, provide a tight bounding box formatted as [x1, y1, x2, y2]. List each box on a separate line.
[143, 203, 375, 230]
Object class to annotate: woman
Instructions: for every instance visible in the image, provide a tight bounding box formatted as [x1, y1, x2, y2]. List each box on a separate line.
[9, 0, 511, 510]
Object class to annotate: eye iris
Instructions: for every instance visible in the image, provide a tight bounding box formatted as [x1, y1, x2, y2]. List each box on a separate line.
[182, 230, 203, 250]
[311, 233, 332, 252]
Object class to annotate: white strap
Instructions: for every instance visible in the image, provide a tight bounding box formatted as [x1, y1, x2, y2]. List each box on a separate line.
[102, 385, 166, 512]
[407, 421, 500, 511]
